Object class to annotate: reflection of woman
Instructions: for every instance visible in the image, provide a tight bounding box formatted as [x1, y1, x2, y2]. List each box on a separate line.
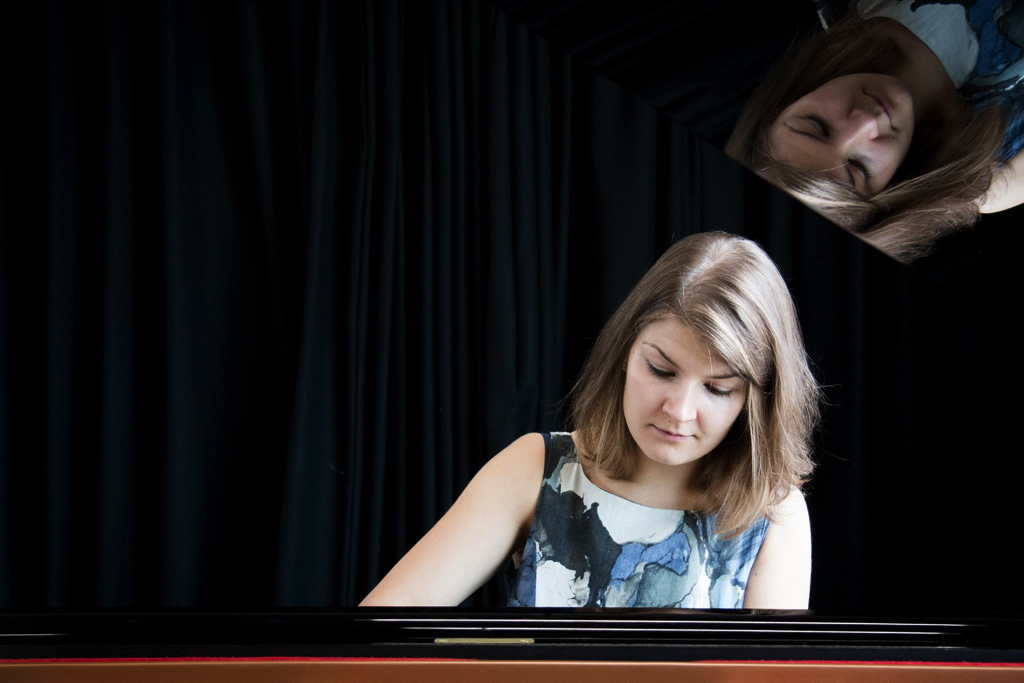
[727, 3, 1024, 261]
[361, 232, 821, 609]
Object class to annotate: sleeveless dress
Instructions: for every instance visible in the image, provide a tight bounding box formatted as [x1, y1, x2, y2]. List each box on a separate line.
[507, 432, 769, 608]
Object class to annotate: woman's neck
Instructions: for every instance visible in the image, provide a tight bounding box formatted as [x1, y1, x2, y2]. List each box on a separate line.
[607, 451, 707, 510]
[572, 431, 709, 510]
[873, 18, 964, 126]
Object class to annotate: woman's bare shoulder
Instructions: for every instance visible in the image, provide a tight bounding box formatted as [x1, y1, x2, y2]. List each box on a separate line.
[483, 432, 546, 502]
[495, 431, 546, 460]
[771, 487, 809, 517]
[744, 486, 812, 609]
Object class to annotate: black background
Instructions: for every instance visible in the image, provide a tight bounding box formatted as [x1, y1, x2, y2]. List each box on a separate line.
[1, 0, 1021, 614]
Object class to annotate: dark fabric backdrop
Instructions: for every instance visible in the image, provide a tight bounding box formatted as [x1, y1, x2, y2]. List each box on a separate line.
[2, 0, 1021, 613]
[491, 0, 821, 146]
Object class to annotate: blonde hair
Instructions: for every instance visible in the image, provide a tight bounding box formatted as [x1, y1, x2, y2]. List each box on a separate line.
[569, 232, 820, 538]
[725, 14, 1004, 262]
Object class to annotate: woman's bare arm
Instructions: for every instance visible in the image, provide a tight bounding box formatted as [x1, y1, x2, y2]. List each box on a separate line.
[979, 150, 1024, 214]
[359, 433, 545, 606]
[742, 488, 812, 609]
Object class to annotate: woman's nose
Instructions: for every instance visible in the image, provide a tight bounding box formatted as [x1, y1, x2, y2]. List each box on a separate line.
[662, 383, 698, 423]
[836, 106, 885, 147]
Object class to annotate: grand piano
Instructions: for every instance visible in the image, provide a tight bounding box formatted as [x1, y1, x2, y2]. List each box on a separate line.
[3, 609, 1023, 681]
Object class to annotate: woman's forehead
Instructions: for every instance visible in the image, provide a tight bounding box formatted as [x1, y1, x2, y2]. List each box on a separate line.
[635, 319, 733, 371]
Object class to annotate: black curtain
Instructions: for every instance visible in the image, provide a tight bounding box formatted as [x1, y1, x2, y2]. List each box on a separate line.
[491, 0, 821, 146]
[4, 0, 1021, 613]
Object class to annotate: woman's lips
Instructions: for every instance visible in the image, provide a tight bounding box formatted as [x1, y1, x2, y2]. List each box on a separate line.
[652, 424, 693, 440]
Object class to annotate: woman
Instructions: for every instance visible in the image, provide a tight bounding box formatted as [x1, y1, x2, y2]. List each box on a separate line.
[727, 3, 1020, 262]
[360, 232, 820, 608]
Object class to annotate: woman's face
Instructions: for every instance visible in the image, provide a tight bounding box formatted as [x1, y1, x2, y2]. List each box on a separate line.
[622, 318, 748, 469]
[767, 73, 915, 194]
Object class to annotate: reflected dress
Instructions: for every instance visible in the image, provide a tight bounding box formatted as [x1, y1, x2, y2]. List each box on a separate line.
[820, 0, 1024, 160]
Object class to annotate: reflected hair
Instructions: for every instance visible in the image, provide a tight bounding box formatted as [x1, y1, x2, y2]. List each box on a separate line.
[569, 232, 820, 538]
[725, 14, 1004, 262]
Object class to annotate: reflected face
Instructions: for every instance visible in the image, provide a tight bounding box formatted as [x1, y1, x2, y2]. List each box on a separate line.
[622, 319, 748, 469]
[768, 74, 915, 194]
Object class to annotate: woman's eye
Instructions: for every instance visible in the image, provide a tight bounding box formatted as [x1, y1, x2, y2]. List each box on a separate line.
[804, 115, 828, 138]
[705, 384, 733, 397]
[646, 362, 674, 379]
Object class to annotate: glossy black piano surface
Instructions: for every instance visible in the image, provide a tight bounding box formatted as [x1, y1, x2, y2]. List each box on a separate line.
[2, 609, 1023, 663]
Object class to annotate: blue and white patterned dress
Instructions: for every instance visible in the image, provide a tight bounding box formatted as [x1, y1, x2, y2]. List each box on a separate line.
[507, 432, 769, 608]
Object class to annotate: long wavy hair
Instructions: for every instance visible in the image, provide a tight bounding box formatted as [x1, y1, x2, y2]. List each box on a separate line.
[569, 232, 820, 538]
[725, 14, 1005, 263]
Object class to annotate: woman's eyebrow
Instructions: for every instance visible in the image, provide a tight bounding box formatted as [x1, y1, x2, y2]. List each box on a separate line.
[643, 342, 677, 367]
[643, 342, 738, 379]
[708, 371, 740, 380]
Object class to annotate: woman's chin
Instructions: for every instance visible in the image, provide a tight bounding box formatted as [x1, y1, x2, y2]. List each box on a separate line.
[638, 441, 703, 468]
